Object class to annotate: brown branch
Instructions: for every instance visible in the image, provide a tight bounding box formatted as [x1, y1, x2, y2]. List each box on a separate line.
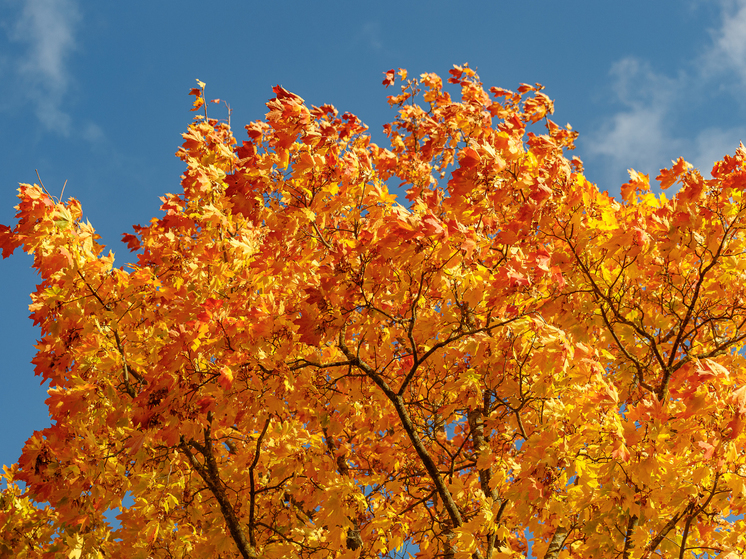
[179, 422, 257, 559]
[543, 525, 569, 559]
[621, 514, 638, 559]
[76, 269, 145, 395]
[311, 221, 333, 250]
[112, 330, 135, 398]
[287, 358, 353, 370]
[283, 491, 316, 523]
[666, 223, 734, 372]
[397, 489, 437, 516]
[679, 474, 721, 559]
[558, 235, 662, 392]
[467, 408, 494, 499]
[468, 405, 501, 559]
[469, 387, 514, 559]
[322, 426, 364, 550]
[397, 313, 526, 396]
[249, 418, 271, 550]
[338, 328, 484, 559]
[642, 502, 694, 558]
[660, 218, 744, 398]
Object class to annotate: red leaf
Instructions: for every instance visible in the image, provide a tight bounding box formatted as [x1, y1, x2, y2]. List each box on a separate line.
[506, 268, 530, 288]
[121, 232, 140, 252]
[0, 224, 19, 258]
[219, 366, 234, 390]
[196, 396, 215, 414]
[382, 69, 396, 88]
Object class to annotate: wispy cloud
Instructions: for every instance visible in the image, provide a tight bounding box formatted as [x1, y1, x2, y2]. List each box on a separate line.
[587, 106, 675, 180]
[360, 21, 384, 51]
[10, 0, 80, 135]
[706, 0, 746, 81]
[584, 1, 746, 188]
[584, 58, 684, 185]
[690, 125, 746, 172]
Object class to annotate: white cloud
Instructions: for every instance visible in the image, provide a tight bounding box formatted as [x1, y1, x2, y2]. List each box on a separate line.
[691, 126, 746, 174]
[585, 2, 746, 189]
[584, 58, 686, 186]
[604, 57, 678, 109]
[706, 0, 746, 81]
[587, 107, 675, 180]
[11, 0, 80, 135]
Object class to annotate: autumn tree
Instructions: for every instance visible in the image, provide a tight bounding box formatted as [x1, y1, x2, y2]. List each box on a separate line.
[1, 65, 746, 559]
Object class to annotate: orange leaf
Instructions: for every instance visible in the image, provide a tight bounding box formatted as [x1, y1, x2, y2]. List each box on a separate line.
[656, 157, 691, 189]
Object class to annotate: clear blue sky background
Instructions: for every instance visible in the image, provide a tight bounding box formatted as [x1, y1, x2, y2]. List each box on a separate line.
[2, 0, 745, 493]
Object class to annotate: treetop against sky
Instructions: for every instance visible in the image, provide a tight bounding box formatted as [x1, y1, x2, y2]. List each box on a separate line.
[1, 66, 746, 558]
[4, 1, 746, 475]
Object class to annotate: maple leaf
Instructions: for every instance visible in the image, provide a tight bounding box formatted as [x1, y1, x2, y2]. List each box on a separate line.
[656, 157, 691, 189]
[611, 441, 631, 462]
[189, 86, 204, 112]
[697, 440, 716, 460]
[731, 384, 746, 415]
[382, 69, 396, 88]
[218, 366, 234, 390]
[0, 223, 19, 258]
[621, 169, 649, 203]
[121, 232, 140, 252]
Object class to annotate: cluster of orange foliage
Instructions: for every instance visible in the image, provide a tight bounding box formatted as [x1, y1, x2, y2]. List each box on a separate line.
[1, 65, 746, 559]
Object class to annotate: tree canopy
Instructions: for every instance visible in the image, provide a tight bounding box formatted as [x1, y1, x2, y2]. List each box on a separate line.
[1, 65, 746, 559]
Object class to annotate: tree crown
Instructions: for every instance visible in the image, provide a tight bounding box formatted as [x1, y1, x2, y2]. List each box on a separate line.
[1, 65, 746, 559]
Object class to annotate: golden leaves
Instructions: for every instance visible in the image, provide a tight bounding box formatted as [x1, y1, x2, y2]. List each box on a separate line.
[3, 67, 746, 559]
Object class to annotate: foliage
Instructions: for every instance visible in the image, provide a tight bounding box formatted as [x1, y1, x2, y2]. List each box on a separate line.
[1, 65, 746, 558]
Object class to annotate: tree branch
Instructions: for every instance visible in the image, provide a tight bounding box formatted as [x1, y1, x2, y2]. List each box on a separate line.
[249, 418, 271, 550]
[642, 502, 694, 558]
[621, 514, 638, 559]
[338, 328, 484, 559]
[543, 525, 569, 559]
[678, 474, 721, 559]
[179, 422, 258, 559]
[323, 426, 363, 550]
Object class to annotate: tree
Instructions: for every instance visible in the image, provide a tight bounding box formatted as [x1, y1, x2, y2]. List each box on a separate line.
[1, 65, 745, 559]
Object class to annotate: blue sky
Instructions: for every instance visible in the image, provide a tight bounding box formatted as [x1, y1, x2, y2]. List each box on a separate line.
[2, 0, 746, 480]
